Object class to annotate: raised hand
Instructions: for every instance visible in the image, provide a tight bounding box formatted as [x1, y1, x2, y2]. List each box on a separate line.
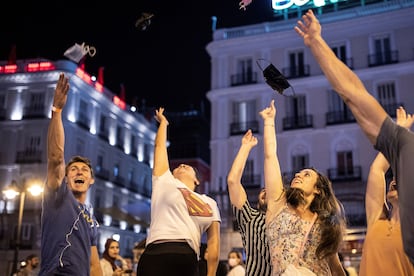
[396, 106, 414, 130]
[154, 107, 169, 125]
[53, 73, 69, 109]
[259, 99, 276, 121]
[241, 129, 258, 149]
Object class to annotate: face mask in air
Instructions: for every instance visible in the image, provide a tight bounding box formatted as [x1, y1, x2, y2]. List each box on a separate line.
[64, 42, 96, 63]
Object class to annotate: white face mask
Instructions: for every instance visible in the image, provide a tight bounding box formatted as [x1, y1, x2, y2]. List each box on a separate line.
[343, 260, 351, 267]
[228, 258, 239, 268]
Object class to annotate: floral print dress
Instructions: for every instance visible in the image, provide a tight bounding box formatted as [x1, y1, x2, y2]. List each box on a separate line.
[266, 204, 331, 276]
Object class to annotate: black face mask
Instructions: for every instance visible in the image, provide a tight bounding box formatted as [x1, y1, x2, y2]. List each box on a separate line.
[262, 63, 291, 94]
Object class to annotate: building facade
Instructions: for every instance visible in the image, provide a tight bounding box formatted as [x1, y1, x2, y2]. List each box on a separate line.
[206, 0, 414, 266]
[0, 59, 156, 273]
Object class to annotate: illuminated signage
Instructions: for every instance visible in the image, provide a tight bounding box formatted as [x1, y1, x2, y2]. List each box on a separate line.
[272, 0, 338, 10]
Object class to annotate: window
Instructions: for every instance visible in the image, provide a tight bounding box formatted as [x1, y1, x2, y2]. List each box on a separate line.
[331, 42, 351, 67]
[96, 154, 104, 172]
[99, 115, 106, 133]
[113, 164, 120, 177]
[377, 82, 397, 116]
[235, 58, 254, 83]
[286, 95, 306, 118]
[327, 91, 354, 124]
[231, 100, 258, 134]
[76, 137, 85, 156]
[25, 135, 41, 152]
[292, 154, 309, 173]
[337, 151, 354, 176]
[374, 35, 391, 63]
[288, 50, 305, 77]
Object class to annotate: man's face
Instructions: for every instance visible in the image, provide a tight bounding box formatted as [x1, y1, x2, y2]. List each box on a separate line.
[30, 257, 39, 268]
[66, 162, 94, 193]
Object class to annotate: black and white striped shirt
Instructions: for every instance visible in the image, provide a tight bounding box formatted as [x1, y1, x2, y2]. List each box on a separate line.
[233, 201, 272, 276]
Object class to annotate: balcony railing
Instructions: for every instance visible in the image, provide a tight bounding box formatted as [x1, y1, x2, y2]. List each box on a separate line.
[230, 120, 259, 135]
[95, 167, 110, 180]
[282, 65, 310, 79]
[230, 72, 258, 86]
[328, 166, 362, 182]
[16, 149, 42, 163]
[282, 115, 313, 130]
[23, 105, 47, 119]
[326, 110, 356, 125]
[241, 174, 261, 189]
[368, 50, 399, 67]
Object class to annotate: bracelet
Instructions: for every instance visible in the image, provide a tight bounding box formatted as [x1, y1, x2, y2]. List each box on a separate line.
[52, 106, 62, 113]
[264, 124, 274, 127]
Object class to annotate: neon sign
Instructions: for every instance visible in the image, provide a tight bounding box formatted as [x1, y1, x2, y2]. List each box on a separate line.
[272, 0, 337, 10]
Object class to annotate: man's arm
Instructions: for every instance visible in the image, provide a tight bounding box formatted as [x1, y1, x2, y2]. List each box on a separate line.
[47, 73, 69, 190]
[295, 9, 388, 145]
[206, 221, 220, 276]
[90, 245, 103, 276]
[227, 129, 257, 209]
[152, 107, 169, 177]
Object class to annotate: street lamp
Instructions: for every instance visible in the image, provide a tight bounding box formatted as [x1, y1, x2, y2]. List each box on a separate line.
[2, 180, 43, 276]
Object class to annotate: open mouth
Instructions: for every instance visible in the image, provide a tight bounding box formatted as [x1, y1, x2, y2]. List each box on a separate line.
[74, 179, 85, 184]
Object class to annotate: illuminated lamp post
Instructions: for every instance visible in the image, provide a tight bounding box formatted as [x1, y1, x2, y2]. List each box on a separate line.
[2, 180, 43, 276]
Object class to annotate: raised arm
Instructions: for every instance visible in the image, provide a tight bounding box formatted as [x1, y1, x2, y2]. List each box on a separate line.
[47, 73, 69, 190]
[366, 106, 414, 227]
[259, 100, 284, 220]
[152, 107, 170, 177]
[227, 129, 257, 209]
[295, 9, 388, 145]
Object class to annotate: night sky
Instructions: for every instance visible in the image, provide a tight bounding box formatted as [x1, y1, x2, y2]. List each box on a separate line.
[0, 0, 275, 112]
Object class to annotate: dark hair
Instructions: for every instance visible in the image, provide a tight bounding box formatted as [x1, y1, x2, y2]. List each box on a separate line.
[308, 168, 346, 259]
[286, 168, 346, 259]
[103, 238, 119, 271]
[192, 166, 201, 183]
[134, 238, 146, 249]
[65, 155, 94, 178]
[26, 254, 38, 262]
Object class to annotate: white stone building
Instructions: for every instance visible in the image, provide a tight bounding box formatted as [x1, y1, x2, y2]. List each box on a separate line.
[0, 59, 155, 273]
[206, 0, 414, 264]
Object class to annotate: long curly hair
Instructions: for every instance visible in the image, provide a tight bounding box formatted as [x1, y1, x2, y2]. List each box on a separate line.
[286, 167, 346, 259]
[102, 238, 119, 271]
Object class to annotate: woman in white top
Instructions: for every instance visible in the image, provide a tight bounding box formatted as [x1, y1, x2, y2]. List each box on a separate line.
[100, 238, 129, 276]
[227, 250, 246, 276]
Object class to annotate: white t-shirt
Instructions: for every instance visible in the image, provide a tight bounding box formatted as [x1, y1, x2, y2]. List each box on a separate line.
[147, 170, 221, 257]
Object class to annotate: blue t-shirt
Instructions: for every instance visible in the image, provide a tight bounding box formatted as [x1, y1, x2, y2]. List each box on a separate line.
[39, 183, 99, 276]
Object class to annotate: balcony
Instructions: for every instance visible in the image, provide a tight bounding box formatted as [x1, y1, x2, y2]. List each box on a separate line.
[95, 167, 110, 181]
[76, 113, 90, 130]
[23, 105, 47, 119]
[241, 174, 261, 189]
[328, 166, 362, 182]
[282, 115, 313, 130]
[230, 72, 258, 86]
[282, 65, 310, 79]
[368, 50, 399, 67]
[326, 110, 356, 125]
[15, 149, 42, 163]
[230, 120, 259, 135]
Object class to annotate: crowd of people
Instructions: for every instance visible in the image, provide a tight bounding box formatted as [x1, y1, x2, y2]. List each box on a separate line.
[22, 7, 413, 276]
